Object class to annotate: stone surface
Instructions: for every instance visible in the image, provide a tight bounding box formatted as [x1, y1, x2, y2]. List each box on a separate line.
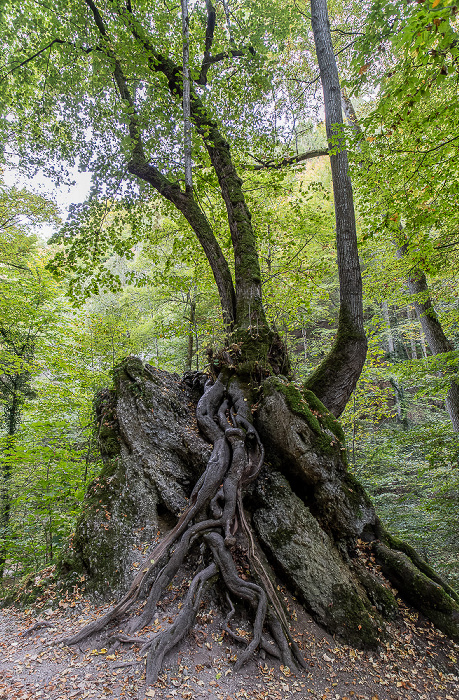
[57, 360, 459, 647]
[374, 541, 459, 641]
[60, 359, 210, 598]
[252, 469, 383, 647]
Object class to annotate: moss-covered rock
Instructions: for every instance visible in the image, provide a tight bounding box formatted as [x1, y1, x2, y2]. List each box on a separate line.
[352, 562, 398, 619]
[255, 377, 376, 541]
[59, 361, 211, 599]
[252, 469, 384, 648]
[0, 565, 57, 609]
[373, 542, 459, 641]
[381, 531, 459, 605]
[54, 359, 459, 650]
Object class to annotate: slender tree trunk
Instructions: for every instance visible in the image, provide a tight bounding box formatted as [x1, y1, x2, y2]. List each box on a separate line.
[406, 306, 418, 360]
[186, 299, 196, 372]
[389, 377, 409, 429]
[0, 384, 20, 579]
[340, 88, 360, 137]
[181, 0, 192, 191]
[398, 250, 459, 432]
[306, 0, 367, 417]
[340, 85, 459, 433]
[420, 327, 428, 359]
[381, 302, 395, 358]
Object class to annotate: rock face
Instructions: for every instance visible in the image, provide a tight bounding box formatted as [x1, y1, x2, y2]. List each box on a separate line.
[60, 358, 210, 597]
[60, 358, 459, 646]
[252, 469, 385, 647]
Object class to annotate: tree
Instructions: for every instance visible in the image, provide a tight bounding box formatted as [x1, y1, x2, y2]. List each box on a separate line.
[0, 183, 60, 577]
[305, 0, 367, 418]
[1, 0, 459, 686]
[397, 245, 459, 432]
[345, 0, 459, 432]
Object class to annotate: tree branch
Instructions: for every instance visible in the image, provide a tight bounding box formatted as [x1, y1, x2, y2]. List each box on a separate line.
[197, 48, 251, 85]
[114, 5, 266, 329]
[1, 40, 62, 78]
[84, 0, 109, 36]
[195, 0, 254, 86]
[204, 0, 216, 53]
[249, 149, 329, 170]
[0, 38, 94, 82]
[84, 0, 236, 326]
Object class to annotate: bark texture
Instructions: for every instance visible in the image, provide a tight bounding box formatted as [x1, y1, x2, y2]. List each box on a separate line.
[60, 358, 459, 684]
[305, 0, 367, 418]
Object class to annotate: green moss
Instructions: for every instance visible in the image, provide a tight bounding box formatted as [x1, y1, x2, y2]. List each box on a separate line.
[94, 388, 121, 459]
[373, 542, 459, 641]
[114, 355, 144, 381]
[230, 326, 273, 371]
[61, 457, 134, 595]
[265, 378, 346, 457]
[267, 378, 321, 432]
[314, 433, 339, 456]
[382, 532, 459, 604]
[83, 459, 122, 513]
[99, 430, 120, 459]
[269, 526, 297, 551]
[302, 390, 346, 442]
[0, 566, 58, 609]
[353, 564, 398, 619]
[342, 473, 374, 515]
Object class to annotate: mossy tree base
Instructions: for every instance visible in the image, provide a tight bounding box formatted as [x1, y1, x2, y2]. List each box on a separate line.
[59, 358, 459, 685]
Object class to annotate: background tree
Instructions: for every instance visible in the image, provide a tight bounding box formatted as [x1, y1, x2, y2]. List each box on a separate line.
[344, 0, 459, 432]
[0, 180, 60, 577]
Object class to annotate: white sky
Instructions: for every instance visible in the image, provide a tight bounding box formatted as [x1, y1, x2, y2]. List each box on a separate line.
[3, 164, 92, 241]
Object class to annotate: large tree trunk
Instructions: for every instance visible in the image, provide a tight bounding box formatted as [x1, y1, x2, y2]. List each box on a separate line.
[304, 0, 367, 418]
[59, 357, 459, 686]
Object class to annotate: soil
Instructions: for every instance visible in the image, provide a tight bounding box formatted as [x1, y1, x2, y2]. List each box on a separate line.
[1, 577, 458, 700]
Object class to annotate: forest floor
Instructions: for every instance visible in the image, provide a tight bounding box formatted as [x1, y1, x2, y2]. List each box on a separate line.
[0, 576, 458, 700]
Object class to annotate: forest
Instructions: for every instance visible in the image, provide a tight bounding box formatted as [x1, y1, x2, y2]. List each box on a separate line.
[0, 0, 458, 695]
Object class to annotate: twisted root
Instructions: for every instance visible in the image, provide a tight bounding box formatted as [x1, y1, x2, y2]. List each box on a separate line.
[63, 372, 305, 683]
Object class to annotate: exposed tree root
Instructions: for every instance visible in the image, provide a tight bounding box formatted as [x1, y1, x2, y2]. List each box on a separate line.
[63, 373, 306, 684]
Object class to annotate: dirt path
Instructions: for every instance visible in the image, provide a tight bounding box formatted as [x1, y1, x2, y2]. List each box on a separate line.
[0, 588, 458, 700]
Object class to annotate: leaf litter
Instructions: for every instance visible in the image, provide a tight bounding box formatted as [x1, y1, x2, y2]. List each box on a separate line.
[0, 579, 458, 700]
